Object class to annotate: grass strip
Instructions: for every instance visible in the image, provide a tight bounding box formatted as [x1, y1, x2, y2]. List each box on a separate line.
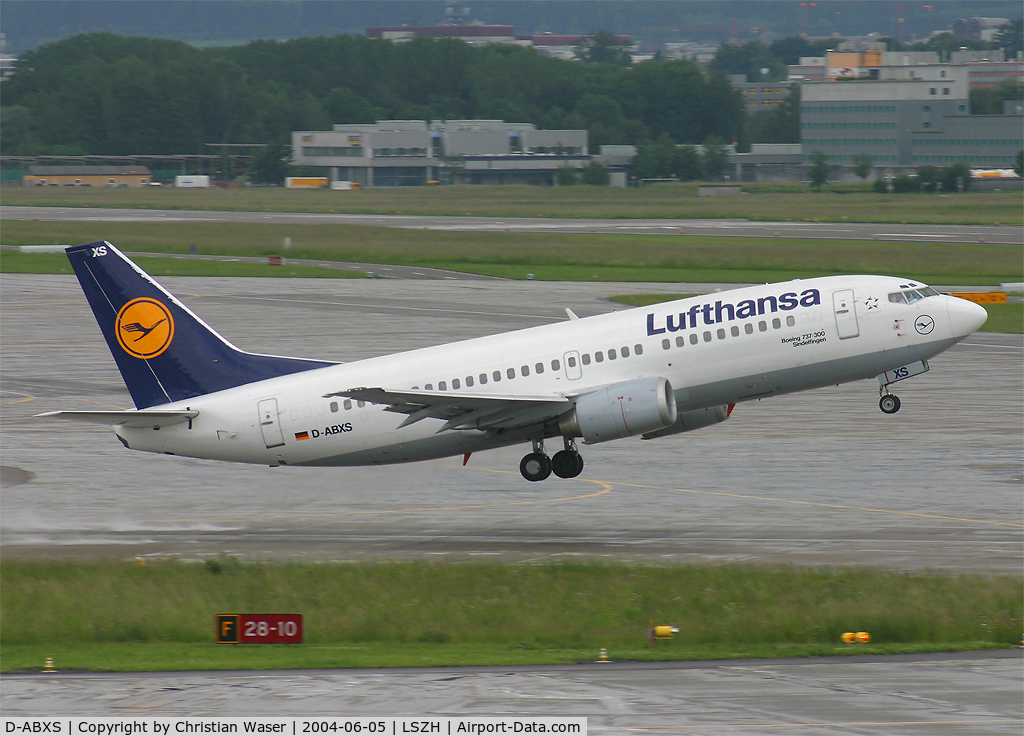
[2, 220, 1019, 285]
[3, 185, 1021, 225]
[0, 252, 364, 279]
[609, 293, 1023, 333]
[1, 641, 1010, 674]
[2, 560, 1019, 672]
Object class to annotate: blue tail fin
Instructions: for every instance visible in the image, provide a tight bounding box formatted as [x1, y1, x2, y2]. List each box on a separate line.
[67, 242, 334, 409]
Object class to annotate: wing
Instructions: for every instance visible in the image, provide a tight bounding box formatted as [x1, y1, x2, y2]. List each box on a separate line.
[35, 409, 198, 429]
[324, 387, 571, 432]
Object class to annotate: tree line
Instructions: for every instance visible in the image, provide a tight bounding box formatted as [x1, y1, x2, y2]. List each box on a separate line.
[1, 32, 744, 158]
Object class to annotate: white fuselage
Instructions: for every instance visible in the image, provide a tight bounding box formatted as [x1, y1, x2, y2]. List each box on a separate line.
[114, 275, 982, 467]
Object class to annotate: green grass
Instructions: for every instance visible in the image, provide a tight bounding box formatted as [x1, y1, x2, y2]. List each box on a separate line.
[2, 219, 1019, 285]
[2, 560, 1019, 672]
[609, 293, 1024, 333]
[2, 184, 1020, 225]
[0, 251, 365, 279]
[978, 302, 1024, 333]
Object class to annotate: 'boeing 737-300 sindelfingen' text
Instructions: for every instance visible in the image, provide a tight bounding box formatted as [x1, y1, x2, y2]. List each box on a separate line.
[38, 242, 988, 481]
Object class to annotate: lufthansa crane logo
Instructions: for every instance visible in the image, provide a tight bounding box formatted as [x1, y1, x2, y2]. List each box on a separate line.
[116, 298, 175, 359]
[914, 315, 935, 335]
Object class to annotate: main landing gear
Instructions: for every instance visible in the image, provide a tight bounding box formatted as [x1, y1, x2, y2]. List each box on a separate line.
[520, 438, 584, 482]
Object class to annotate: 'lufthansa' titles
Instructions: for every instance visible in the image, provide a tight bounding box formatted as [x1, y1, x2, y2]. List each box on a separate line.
[647, 289, 821, 336]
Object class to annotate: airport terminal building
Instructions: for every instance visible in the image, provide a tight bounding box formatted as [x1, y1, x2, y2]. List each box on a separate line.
[292, 120, 589, 187]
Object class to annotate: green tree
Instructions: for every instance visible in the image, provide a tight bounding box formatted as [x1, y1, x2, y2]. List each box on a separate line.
[941, 161, 971, 193]
[574, 31, 632, 67]
[852, 154, 874, 181]
[746, 86, 800, 144]
[555, 167, 578, 186]
[970, 78, 1024, 115]
[1014, 150, 1023, 178]
[701, 135, 730, 180]
[0, 106, 37, 155]
[580, 162, 610, 186]
[808, 150, 830, 188]
[992, 19, 1023, 57]
[246, 139, 290, 185]
[673, 145, 704, 181]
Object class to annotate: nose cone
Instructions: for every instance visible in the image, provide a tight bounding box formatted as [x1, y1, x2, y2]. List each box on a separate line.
[947, 296, 988, 337]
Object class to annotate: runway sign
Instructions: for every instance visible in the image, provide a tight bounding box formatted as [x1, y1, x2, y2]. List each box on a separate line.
[952, 292, 1007, 304]
[217, 613, 303, 643]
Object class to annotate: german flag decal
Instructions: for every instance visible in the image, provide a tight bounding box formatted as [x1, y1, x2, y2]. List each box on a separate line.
[295, 431, 310, 441]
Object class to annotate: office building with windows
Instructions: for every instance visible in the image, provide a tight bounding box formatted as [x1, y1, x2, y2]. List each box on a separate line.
[292, 120, 589, 187]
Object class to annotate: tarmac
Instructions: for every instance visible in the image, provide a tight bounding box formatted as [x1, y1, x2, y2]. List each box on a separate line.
[1, 272, 1021, 727]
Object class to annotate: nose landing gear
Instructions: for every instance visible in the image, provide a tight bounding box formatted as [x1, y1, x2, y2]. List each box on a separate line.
[879, 393, 901, 414]
[519, 438, 584, 481]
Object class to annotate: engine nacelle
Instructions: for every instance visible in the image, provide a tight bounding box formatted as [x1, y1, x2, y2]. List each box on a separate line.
[641, 404, 733, 440]
[560, 376, 677, 444]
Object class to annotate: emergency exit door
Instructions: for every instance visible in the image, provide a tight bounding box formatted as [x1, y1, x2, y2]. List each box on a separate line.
[257, 398, 285, 448]
[832, 289, 860, 339]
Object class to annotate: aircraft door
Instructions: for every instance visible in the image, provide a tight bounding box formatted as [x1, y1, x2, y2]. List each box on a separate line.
[832, 289, 860, 339]
[563, 351, 583, 380]
[257, 398, 285, 448]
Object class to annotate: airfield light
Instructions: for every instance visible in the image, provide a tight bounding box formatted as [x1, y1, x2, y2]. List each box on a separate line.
[841, 632, 857, 644]
[856, 631, 871, 643]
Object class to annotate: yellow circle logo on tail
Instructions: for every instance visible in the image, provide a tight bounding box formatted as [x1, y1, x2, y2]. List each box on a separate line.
[116, 298, 175, 359]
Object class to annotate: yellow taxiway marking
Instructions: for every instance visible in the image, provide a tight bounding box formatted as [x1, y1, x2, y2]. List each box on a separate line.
[611, 480, 1024, 528]
[1, 391, 35, 405]
[146, 478, 612, 524]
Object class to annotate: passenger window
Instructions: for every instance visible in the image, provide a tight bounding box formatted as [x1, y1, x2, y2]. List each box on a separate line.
[689, 334, 698, 345]
[452, 378, 461, 389]
[344, 399, 352, 410]
[551, 359, 560, 371]
[330, 401, 339, 413]
[634, 344, 643, 355]
[425, 384, 433, 391]
[479, 373, 487, 385]
[702, 331, 711, 342]
[357, 400, 365, 408]
[888, 292, 907, 304]
[466, 376, 474, 387]
[439, 381, 447, 391]
[621, 346, 629, 357]
[717, 329, 726, 340]
[786, 316, 795, 327]
[675, 336, 684, 347]
[582, 354, 591, 365]
[507, 368, 516, 379]
[731, 326, 739, 337]
[772, 318, 781, 329]
[521, 365, 530, 377]
[608, 348, 617, 360]
[535, 363, 544, 374]
[566, 357, 575, 368]
[745, 323, 753, 334]
[493, 371, 501, 382]
[758, 321, 767, 332]
[595, 351, 604, 363]
[662, 339, 671, 350]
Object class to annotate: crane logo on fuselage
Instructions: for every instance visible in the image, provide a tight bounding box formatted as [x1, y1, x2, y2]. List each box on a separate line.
[115, 298, 175, 359]
[646, 289, 822, 335]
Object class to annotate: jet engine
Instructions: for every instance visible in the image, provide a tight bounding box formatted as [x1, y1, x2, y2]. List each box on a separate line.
[559, 376, 677, 444]
[641, 404, 733, 440]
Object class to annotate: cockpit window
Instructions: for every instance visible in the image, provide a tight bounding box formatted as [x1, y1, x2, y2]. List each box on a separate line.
[890, 287, 939, 304]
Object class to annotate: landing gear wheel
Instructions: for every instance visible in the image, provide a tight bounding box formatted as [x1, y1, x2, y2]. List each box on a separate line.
[520, 452, 552, 482]
[879, 394, 901, 414]
[551, 450, 584, 479]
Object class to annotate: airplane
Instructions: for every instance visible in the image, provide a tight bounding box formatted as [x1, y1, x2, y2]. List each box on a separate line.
[38, 241, 988, 482]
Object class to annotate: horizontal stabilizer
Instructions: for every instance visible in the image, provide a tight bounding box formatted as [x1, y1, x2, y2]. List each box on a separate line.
[35, 409, 198, 429]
